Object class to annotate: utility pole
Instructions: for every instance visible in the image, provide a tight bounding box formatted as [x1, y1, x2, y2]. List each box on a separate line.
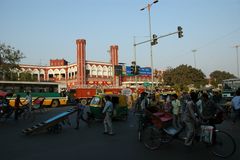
[133, 36, 138, 90]
[192, 49, 197, 68]
[234, 45, 240, 77]
[140, 0, 159, 93]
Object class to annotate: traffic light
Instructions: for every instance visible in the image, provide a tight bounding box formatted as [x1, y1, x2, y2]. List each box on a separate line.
[130, 65, 135, 75]
[151, 34, 158, 46]
[135, 65, 140, 75]
[177, 26, 183, 38]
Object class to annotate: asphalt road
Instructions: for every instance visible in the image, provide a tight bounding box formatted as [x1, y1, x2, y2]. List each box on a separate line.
[0, 106, 239, 160]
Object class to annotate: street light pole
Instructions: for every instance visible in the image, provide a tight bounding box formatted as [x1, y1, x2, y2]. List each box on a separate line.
[133, 36, 138, 90]
[234, 45, 240, 77]
[140, 0, 158, 93]
[192, 49, 197, 68]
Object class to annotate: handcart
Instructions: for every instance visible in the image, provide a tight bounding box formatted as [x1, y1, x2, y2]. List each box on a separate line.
[22, 108, 77, 135]
[32, 96, 46, 112]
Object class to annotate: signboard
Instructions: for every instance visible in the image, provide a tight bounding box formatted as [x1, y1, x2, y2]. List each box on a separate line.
[121, 88, 132, 96]
[143, 82, 151, 87]
[125, 66, 152, 76]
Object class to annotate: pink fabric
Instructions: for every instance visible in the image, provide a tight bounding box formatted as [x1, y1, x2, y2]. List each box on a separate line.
[153, 112, 164, 116]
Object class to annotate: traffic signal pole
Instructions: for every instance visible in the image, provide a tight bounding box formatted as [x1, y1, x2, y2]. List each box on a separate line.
[133, 27, 183, 91]
[133, 37, 138, 91]
[134, 30, 181, 47]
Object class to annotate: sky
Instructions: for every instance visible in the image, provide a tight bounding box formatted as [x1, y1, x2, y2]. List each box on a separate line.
[0, 0, 240, 77]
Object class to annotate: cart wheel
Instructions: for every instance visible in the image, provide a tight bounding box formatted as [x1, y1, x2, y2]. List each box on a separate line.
[80, 99, 88, 105]
[142, 125, 161, 150]
[47, 127, 54, 134]
[53, 124, 62, 133]
[51, 100, 59, 108]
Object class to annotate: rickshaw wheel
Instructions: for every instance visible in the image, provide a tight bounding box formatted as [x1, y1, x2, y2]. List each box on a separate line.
[80, 99, 88, 105]
[142, 125, 161, 150]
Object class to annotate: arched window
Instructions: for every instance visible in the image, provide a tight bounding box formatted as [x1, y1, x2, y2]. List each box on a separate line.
[48, 69, 54, 80]
[86, 64, 91, 76]
[103, 66, 108, 76]
[92, 65, 97, 76]
[108, 66, 112, 76]
[97, 65, 103, 77]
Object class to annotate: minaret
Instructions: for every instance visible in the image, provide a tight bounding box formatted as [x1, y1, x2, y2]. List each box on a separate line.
[76, 39, 86, 87]
[110, 45, 119, 86]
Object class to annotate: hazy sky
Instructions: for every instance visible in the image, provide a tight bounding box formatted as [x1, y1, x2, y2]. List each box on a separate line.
[0, 0, 240, 77]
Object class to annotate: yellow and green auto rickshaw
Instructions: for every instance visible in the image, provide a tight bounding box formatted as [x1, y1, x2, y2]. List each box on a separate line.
[89, 94, 128, 120]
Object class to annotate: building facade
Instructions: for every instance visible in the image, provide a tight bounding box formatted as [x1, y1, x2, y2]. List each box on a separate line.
[18, 39, 122, 89]
[18, 38, 155, 89]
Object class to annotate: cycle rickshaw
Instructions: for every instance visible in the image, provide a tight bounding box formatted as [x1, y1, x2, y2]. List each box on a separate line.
[0, 91, 14, 121]
[139, 107, 236, 158]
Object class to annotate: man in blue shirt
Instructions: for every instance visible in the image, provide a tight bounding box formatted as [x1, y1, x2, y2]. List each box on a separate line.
[231, 89, 240, 124]
[75, 103, 89, 129]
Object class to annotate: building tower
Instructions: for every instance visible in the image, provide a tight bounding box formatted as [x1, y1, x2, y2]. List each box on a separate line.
[76, 39, 86, 87]
[110, 45, 119, 86]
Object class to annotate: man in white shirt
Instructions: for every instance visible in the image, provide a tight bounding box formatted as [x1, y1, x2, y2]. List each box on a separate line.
[102, 95, 114, 135]
[231, 89, 240, 124]
[25, 92, 32, 111]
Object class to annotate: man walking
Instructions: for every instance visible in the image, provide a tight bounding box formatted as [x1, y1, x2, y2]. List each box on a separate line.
[231, 89, 240, 124]
[102, 95, 114, 135]
[75, 103, 89, 129]
[25, 92, 32, 111]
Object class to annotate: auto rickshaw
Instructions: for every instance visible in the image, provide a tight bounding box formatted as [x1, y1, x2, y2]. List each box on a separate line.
[89, 94, 128, 120]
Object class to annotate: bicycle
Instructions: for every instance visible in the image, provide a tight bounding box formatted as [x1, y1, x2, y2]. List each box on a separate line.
[0, 105, 15, 121]
[141, 111, 236, 158]
[21, 105, 35, 122]
[135, 111, 146, 142]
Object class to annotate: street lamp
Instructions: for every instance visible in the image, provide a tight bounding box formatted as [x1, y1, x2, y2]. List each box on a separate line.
[234, 45, 240, 77]
[192, 49, 197, 68]
[140, 0, 158, 92]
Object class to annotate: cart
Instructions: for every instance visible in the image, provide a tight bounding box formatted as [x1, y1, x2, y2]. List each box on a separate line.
[144, 107, 173, 128]
[32, 96, 46, 112]
[22, 108, 77, 135]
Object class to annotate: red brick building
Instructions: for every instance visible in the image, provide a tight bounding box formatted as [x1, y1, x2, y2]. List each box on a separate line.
[18, 39, 155, 89]
[19, 39, 122, 89]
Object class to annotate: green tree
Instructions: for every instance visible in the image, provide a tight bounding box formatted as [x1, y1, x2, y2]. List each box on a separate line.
[209, 70, 236, 87]
[0, 43, 25, 80]
[162, 67, 174, 86]
[163, 64, 207, 90]
[18, 71, 38, 81]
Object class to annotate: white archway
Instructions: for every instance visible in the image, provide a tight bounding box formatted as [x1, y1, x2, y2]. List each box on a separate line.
[92, 65, 97, 76]
[32, 69, 39, 81]
[39, 69, 45, 81]
[59, 69, 66, 80]
[53, 69, 60, 80]
[103, 66, 108, 77]
[108, 66, 112, 76]
[97, 65, 103, 77]
[86, 64, 91, 76]
[47, 69, 54, 80]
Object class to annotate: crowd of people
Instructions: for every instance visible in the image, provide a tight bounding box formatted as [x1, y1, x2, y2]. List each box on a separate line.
[1, 87, 240, 145]
[72, 87, 240, 142]
[130, 89, 226, 146]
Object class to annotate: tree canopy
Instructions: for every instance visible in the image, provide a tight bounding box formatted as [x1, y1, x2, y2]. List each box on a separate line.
[162, 64, 207, 90]
[0, 43, 25, 80]
[209, 70, 236, 87]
